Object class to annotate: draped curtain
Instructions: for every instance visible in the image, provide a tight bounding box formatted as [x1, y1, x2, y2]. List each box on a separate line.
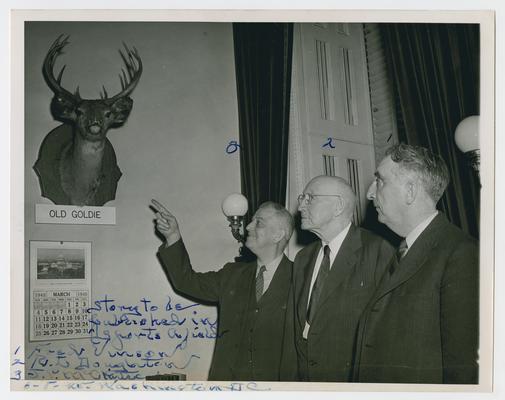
[232, 23, 294, 226]
[381, 24, 480, 238]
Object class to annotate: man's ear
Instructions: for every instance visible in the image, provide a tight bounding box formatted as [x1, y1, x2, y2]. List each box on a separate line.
[272, 229, 286, 244]
[333, 195, 345, 217]
[405, 180, 419, 205]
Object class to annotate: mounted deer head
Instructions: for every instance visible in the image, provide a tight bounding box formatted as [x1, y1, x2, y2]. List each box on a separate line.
[34, 35, 142, 206]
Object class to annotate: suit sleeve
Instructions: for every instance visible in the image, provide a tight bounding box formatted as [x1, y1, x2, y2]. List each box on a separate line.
[440, 240, 479, 384]
[157, 239, 225, 303]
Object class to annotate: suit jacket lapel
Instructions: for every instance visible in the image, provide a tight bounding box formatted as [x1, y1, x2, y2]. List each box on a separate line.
[373, 214, 445, 300]
[315, 225, 360, 314]
[296, 226, 361, 325]
[296, 242, 320, 329]
[259, 255, 292, 305]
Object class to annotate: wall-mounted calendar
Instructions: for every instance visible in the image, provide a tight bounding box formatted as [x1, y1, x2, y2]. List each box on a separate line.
[29, 241, 91, 341]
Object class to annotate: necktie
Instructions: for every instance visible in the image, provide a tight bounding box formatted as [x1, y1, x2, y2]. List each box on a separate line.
[396, 240, 408, 261]
[256, 265, 266, 301]
[307, 245, 331, 325]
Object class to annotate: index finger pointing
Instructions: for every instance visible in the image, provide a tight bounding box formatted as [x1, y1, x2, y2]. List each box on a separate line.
[151, 199, 171, 216]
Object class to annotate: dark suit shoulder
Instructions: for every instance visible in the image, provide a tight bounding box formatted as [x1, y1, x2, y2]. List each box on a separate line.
[421, 214, 478, 258]
[220, 260, 256, 275]
[351, 227, 395, 285]
[280, 255, 294, 269]
[294, 240, 320, 260]
[427, 216, 479, 286]
[350, 226, 395, 263]
[356, 226, 394, 248]
[438, 216, 477, 246]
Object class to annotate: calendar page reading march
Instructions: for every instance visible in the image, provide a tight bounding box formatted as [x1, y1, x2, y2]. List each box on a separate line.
[29, 241, 91, 341]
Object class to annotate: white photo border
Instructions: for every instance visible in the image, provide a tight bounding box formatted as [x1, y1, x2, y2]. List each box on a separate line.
[9, 6, 496, 396]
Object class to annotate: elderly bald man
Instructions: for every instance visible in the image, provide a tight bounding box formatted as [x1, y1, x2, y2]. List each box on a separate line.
[290, 175, 394, 382]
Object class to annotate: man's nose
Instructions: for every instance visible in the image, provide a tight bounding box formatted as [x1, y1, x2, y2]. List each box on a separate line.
[245, 221, 253, 231]
[366, 181, 376, 200]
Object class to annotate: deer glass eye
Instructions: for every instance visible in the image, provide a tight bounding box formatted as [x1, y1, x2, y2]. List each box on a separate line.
[104, 110, 112, 118]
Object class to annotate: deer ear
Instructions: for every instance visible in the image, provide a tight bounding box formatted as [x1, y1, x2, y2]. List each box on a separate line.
[111, 97, 133, 125]
[50, 95, 77, 121]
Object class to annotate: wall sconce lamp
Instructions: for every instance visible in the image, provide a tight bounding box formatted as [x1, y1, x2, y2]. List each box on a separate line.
[455, 115, 480, 175]
[221, 193, 248, 244]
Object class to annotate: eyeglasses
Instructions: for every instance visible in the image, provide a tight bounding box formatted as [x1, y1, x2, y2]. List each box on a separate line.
[297, 193, 341, 205]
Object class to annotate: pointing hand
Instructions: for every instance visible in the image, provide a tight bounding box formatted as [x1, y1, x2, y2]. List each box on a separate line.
[151, 199, 182, 246]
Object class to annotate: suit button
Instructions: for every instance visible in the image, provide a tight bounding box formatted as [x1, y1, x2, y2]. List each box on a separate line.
[255, 308, 259, 313]
[365, 344, 372, 348]
[249, 328, 253, 332]
[309, 360, 317, 366]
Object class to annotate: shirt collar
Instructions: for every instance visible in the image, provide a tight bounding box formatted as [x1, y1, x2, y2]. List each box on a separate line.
[323, 222, 352, 255]
[405, 211, 438, 249]
[257, 253, 284, 274]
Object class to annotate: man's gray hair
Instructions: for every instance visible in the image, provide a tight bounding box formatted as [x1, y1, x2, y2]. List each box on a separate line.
[258, 201, 294, 242]
[386, 143, 450, 202]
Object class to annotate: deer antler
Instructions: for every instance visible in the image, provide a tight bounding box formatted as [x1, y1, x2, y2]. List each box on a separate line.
[107, 43, 143, 101]
[42, 35, 81, 101]
[44, 36, 142, 102]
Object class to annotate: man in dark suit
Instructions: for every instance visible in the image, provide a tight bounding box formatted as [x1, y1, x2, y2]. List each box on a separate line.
[151, 199, 296, 381]
[291, 176, 394, 382]
[353, 143, 479, 384]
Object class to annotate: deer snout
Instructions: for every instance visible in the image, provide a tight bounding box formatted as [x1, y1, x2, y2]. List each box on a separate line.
[89, 124, 101, 134]
[83, 113, 106, 135]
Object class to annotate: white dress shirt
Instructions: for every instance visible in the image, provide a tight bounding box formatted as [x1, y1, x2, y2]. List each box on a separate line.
[303, 222, 351, 338]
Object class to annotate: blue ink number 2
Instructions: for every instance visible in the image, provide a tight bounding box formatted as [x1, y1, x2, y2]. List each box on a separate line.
[226, 141, 240, 154]
[322, 137, 335, 149]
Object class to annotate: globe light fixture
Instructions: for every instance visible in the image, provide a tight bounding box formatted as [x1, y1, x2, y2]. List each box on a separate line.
[455, 115, 480, 174]
[221, 193, 248, 244]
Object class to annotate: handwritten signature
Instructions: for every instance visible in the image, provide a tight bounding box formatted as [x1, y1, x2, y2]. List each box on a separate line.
[18, 295, 219, 381]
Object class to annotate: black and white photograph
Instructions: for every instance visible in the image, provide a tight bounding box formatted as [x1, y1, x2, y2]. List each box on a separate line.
[7, 4, 501, 398]
[36, 248, 85, 280]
